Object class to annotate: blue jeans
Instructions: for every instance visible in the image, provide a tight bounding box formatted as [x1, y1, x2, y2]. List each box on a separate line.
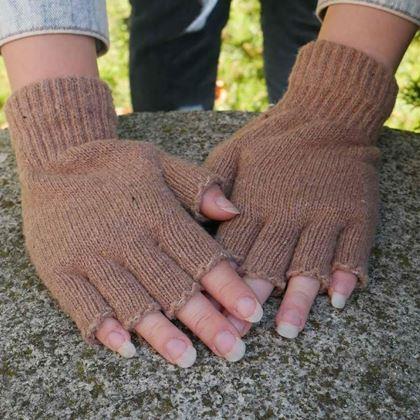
[0, 1, 418, 55]
[0, 0, 418, 110]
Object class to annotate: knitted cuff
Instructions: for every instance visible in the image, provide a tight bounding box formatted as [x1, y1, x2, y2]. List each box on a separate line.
[278, 40, 398, 141]
[5, 76, 118, 166]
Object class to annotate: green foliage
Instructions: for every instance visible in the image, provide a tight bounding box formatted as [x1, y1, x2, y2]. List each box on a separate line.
[216, 0, 268, 111]
[98, 1, 131, 114]
[386, 32, 420, 132]
[0, 0, 418, 132]
[0, 60, 10, 127]
[402, 78, 420, 107]
[401, 33, 420, 111]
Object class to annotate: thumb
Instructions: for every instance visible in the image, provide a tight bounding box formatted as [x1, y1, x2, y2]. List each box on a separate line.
[204, 138, 239, 196]
[200, 184, 240, 221]
[158, 149, 231, 220]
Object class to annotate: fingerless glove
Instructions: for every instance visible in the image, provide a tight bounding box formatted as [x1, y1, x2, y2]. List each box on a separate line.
[6, 77, 228, 343]
[205, 40, 398, 291]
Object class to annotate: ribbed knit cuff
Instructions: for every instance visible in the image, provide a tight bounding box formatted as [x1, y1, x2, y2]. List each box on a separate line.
[5, 77, 118, 167]
[278, 40, 398, 141]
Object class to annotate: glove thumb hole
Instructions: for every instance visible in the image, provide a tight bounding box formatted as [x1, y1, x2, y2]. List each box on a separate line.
[204, 141, 239, 196]
[158, 151, 228, 220]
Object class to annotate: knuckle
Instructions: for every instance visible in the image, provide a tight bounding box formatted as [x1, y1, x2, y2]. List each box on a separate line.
[213, 279, 238, 301]
[138, 315, 167, 342]
[289, 289, 314, 308]
[190, 310, 214, 337]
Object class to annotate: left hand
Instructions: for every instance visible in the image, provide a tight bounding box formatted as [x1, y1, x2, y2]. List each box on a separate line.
[204, 40, 398, 338]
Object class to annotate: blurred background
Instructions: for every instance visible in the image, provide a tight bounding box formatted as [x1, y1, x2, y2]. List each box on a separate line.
[0, 0, 418, 131]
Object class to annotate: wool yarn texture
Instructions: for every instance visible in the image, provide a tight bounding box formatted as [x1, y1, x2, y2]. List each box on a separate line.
[6, 76, 228, 343]
[205, 40, 398, 291]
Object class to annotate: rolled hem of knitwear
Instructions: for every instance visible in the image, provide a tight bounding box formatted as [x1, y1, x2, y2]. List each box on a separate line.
[332, 262, 368, 288]
[316, 1, 420, 26]
[192, 175, 226, 222]
[194, 251, 232, 281]
[242, 268, 287, 291]
[83, 308, 116, 345]
[123, 302, 162, 331]
[286, 269, 331, 293]
[165, 282, 203, 319]
[0, 29, 109, 56]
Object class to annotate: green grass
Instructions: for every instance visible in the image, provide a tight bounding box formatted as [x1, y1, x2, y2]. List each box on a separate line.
[0, 0, 418, 132]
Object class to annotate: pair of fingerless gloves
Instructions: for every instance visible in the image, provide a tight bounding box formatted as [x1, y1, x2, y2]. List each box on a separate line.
[5, 41, 397, 342]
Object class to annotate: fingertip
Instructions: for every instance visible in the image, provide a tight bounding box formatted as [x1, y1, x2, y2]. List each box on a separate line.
[275, 275, 319, 338]
[95, 317, 135, 358]
[276, 322, 300, 339]
[226, 312, 251, 336]
[166, 338, 197, 368]
[200, 184, 239, 221]
[116, 340, 137, 358]
[329, 270, 357, 309]
[331, 292, 347, 309]
[176, 345, 197, 368]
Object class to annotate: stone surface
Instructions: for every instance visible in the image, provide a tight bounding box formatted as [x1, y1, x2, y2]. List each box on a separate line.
[0, 111, 419, 419]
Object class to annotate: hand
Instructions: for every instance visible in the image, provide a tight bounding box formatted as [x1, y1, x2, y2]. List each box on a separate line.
[6, 77, 263, 366]
[204, 40, 398, 338]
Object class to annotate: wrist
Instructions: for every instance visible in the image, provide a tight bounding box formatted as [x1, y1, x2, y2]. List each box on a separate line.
[318, 4, 417, 72]
[276, 40, 398, 142]
[5, 77, 117, 166]
[2, 34, 99, 91]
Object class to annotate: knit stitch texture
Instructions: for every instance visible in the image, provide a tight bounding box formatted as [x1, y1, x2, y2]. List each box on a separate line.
[6, 76, 228, 343]
[205, 40, 398, 292]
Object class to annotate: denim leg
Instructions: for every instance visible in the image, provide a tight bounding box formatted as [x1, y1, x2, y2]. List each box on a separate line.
[129, 0, 231, 111]
[261, 0, 320, 103]
[0, 0, 109, 55]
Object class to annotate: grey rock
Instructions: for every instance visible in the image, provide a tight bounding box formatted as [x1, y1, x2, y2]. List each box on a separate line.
[0, 111, 419, 419]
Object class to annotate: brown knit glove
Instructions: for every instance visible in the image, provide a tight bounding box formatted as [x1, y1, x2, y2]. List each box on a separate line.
[205, 41, 398, 292]
[6, 77, 229, 343]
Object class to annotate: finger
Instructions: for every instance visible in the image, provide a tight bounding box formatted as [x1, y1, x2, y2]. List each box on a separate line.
[333, 223, 373, 288]
[48, 272, 115, 344]
[86, 258, 161, 330]
[222, 222, 299, 337]
[287, 223, 340, 292]
[200, 184, 240, 221]
[177, 292, 246, 362]
[134, 312, 197, 368]
[95, 317, 136, 358]
[226, 277, 273, 336]
[275, 275, 320, 339]
[216, 211, 264, 264]
[328, 270, 357, 309]
[202, 291, 223, 311]
[240, 222, 300, 289]
[120, 238, 201, 318]
[152, 208, 229, 285]
[201, 260, 263, 323]
[158, 150, 233, 219]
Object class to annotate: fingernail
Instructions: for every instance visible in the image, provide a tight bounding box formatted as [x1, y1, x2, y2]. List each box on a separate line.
[108, 331, 136, 358]
[276, 323, 300, 339]
[215, 196, 240, 214]
[215, 331, 246, 362]
[166, 338, 196, 368]
[276, 310, 302, 339]
[331, 292, 347, 309]
[118, 341, 137, 358]
[236, 297, 263, 322]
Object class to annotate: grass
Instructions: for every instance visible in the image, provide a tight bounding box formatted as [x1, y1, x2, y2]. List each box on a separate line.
[0, 0, 418, 132]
